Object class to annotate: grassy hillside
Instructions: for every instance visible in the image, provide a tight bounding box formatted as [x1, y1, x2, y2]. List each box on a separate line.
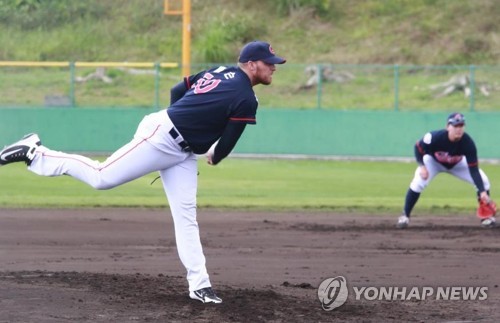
[0, 0, 499, 65]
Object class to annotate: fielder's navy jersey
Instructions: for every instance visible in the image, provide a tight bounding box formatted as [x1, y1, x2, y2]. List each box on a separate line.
[415, 129, 479, 169]
[167, 66, 257, 154]
[415, 129, 485, 192]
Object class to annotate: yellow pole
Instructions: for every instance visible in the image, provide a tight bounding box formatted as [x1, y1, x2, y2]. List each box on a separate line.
[164, 0, 191, 77]
[182, 0, 191, 77]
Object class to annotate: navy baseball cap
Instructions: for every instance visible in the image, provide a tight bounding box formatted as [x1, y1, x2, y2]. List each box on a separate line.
[238, 41, 286, 64]
[447, 112, 465, 126]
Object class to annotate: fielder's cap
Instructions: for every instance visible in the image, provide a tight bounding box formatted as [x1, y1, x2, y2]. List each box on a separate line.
[447, 112, 466, 126]
[238, 41, 286, 64]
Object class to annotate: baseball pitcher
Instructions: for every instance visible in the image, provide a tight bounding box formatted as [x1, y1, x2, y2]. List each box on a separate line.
[0, 41, 286, 303]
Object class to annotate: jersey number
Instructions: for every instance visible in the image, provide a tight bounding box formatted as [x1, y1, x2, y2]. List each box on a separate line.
[193, 72, 221, 94]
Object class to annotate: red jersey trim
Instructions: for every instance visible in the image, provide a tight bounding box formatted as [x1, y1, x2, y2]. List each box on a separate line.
[230, 117, 256, 122]
[184, 77, 191, 89]
[416, 141, 424, 154]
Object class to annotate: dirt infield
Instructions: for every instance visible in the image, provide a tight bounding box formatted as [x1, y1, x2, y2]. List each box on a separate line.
[0, 208, 499, 322]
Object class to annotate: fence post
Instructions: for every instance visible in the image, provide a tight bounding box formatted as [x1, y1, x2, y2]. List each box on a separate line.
[154, 62, 160, 109]
[316, 64, 322, 109]
[394, 64, 399, 111]
[69, 61, 75, 107]
[469, 65, 475, 112]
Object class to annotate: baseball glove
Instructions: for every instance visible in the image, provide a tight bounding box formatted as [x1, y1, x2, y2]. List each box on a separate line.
[477, 199, 497, 219]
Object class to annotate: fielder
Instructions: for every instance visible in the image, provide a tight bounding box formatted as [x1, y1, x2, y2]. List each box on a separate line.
[0, 41, 286, 303]
[397, 112, 496, 229]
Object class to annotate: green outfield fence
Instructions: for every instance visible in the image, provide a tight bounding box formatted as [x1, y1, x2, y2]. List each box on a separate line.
[0, 62, 499, 111]
[1, 108, 500, 159]
[1, 62, 500, 158]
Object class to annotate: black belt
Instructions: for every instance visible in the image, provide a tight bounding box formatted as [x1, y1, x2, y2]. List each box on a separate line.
[169, 128, 192, 152]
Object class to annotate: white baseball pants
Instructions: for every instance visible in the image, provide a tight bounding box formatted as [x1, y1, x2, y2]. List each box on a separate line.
[28, 110, 211, 292]
[409, 154, 490, 193]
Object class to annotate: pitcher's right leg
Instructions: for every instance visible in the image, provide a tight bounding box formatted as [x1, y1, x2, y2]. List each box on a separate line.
[0, 133, 41, 167]
[28, 137, 179, 190]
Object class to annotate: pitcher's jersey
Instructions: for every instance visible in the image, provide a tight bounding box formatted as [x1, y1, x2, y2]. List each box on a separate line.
[167, 66, 258, 154]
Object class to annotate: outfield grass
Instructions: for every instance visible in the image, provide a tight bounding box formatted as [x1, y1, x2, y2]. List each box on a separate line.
[0, 158, 497, 215]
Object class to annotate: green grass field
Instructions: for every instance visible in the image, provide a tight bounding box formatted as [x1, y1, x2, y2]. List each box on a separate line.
[0, 158, 497, 215]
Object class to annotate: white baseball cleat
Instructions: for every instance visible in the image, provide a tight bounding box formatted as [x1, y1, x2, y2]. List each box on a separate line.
[396, 215, 410, 229]
[481, 216, 496, 228]
[0, 133, 41, 167]
[189, 287, 222, 304]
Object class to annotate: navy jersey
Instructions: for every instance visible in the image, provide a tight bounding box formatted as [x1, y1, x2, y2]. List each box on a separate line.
[167, 66, 257, 154]
[415, 129, 478, 168]
[415, 129, 484, 191]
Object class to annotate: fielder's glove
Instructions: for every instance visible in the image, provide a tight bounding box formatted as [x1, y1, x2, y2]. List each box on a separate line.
[477, 199, 497, 219]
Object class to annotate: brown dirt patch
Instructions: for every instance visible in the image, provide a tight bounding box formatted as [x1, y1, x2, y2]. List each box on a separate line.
[0, 208, 499, 322]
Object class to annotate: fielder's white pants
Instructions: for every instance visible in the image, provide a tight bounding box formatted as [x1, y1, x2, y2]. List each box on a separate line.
[410, 154, 490, 193]
[28, 110, 211, 292]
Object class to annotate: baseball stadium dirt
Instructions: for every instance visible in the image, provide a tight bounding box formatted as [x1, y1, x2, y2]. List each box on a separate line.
[1, 208, 499, 322]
